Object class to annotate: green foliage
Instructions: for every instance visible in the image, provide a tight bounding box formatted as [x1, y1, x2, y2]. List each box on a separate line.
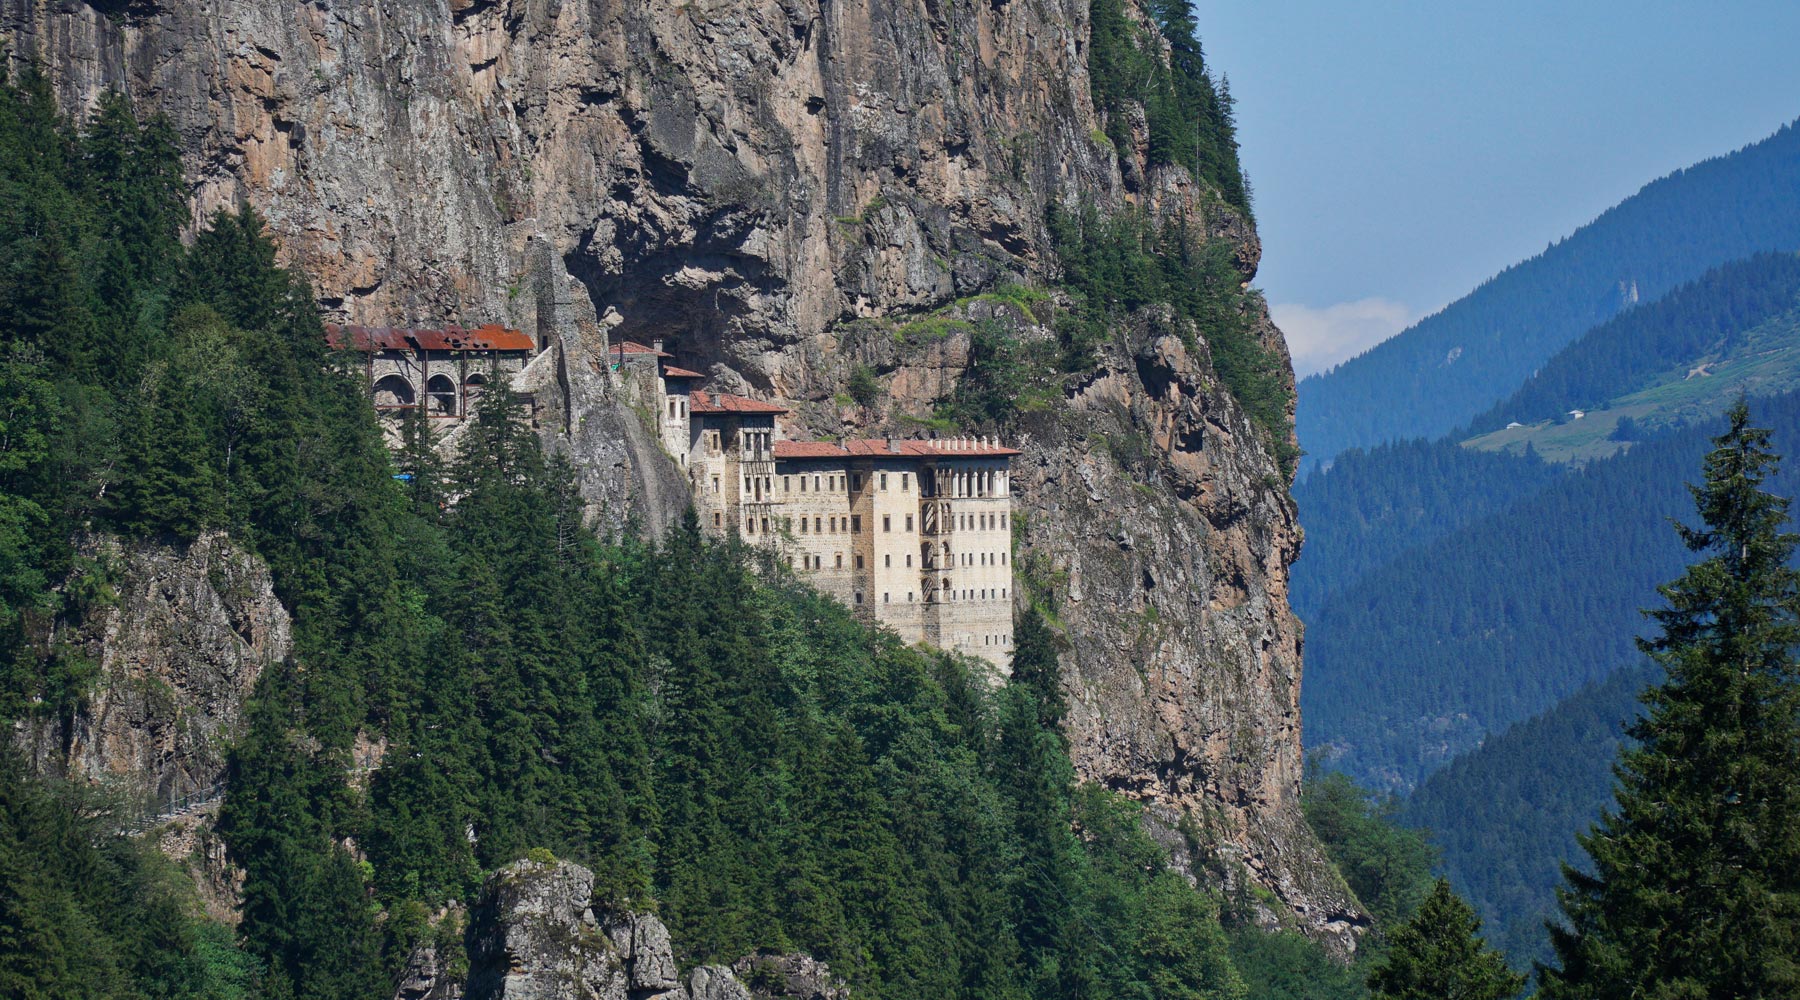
[1227, 928, 1366, 1000]
[1048, 202, 1295, 471]
[1364, 880, 1523, 1000]
[1297, 394, 1800, 791]
[847, 363, 881, 409]
[1541, 402, 1800, 999]
[1301, 768, 1435, 933]
[1400, 668, 1650, 971]
[0, 752, 261, 1000]
[1291, 439, 1562, 620]
[1299, 120, 1800, 471]
[1088, 0, 1250, 212]
[939, 319, 1056, 428]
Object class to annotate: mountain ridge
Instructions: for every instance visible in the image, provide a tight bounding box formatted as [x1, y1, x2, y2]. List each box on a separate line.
[1297, 119, 1800, 470]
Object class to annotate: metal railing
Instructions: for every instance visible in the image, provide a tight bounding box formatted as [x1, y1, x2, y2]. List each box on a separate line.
[120, 781, 227, 835]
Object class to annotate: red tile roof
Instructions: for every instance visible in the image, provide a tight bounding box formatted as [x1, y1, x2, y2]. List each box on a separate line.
[612, 340, 670, 357]
[773, 438, 1020, 460]
[688, 391, 789, 415]
[326, 323, 534, 352]
[661, 366, 704, 379]
[773, 441, 849, 459]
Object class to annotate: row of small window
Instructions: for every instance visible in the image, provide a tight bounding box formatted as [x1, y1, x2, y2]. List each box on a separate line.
[713, 511, 1010, 537]
[779, 550, 1009, 573]
[710, 470, 1010, 498]
[955, 512, 1005, 531]
[851, 587, 1011, 605]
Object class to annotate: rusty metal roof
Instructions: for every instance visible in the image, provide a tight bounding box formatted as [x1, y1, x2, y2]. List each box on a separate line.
[326, 323, 534, 353]
[688, 391, 789, 415]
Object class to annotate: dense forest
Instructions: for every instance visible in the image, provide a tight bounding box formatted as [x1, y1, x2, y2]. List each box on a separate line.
[1291, 440, 1562, 620]
[1297, 118, 1800, 470]
[1089, 0, 1250, 214]
[1470, 252, 1800, 433]
[1299, 396, 1800, 790]
[0, 68, 1454, 1000]
[1402, 667, 1651, 970]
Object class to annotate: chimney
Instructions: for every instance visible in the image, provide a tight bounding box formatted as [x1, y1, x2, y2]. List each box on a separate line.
[652, 337, 665, 353]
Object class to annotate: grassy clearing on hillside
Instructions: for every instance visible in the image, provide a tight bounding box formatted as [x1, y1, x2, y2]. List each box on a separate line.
[1464, 310, 1800, 463]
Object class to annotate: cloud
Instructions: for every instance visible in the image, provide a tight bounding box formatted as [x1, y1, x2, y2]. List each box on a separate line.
[1271, 298, 1414, 378]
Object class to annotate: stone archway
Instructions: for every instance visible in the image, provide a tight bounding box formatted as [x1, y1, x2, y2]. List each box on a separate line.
[373, 374, 416, 408]
[426, 374, 458, 416]
[463, 371, 490, 410]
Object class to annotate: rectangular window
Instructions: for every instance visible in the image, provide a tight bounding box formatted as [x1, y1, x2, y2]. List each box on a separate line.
[905, 514, 913, 532]
[908, 592, 914, 602]
[814, 475, 821, 491]
[880, 473, 888, 490]
[830, 517, 837, 532]
[905, 554, 912, 567]
[883, 515, 891, 532]
[883, 593, 890, 603]
[800, 476, 807, 492]
[713, 513, 721, 527]
[836, 554, 843, 568]
[712, 476, 720, 494]
[783, 476, 790, 492]
[853, 473, 863, 491]
[1001, 514, 1007, 529]
[815, 517, 821, 533]
[856, 554, 865, 569]
[852, 515, 862, 533]
[901, 473, 909, 491]
[801, 518, 808, 534]
[884, 554, 891, 568]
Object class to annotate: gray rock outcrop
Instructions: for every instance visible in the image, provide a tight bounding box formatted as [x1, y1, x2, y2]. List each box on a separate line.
[14, 531, 288, 815]
[451, 859, 840, 1000]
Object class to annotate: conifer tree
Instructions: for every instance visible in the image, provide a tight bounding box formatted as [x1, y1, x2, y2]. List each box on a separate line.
[1366, 879, 1523, 1000]
[1540, 400, 1800, 999]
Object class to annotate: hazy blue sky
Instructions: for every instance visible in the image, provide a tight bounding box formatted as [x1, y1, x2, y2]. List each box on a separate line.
[1194, 1, 1800, 376]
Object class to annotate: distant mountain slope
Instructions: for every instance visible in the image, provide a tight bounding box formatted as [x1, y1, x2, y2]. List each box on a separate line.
[1300, 391, 1800, 791]
[1297, 120, 1800, 470]
[1402, 667, 1652, 971]
[1460, 253, 1800, 461]
[1291, 440, 1562, 620]
[1470, 253, 1800, 432]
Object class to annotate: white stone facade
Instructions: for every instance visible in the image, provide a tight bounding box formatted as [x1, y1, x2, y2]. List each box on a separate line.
[670, 367, 1018, 671]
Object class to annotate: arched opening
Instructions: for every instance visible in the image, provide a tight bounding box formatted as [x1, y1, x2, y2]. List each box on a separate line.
[426, 374, 458, 416]
[463, 371, 490, 410]
[373, 374, 416, 409]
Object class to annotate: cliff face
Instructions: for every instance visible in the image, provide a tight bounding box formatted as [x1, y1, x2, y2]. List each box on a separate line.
[14, 531, 289, 814]
[2, 0, 1354, 945]
[393, 858, 847, 1000]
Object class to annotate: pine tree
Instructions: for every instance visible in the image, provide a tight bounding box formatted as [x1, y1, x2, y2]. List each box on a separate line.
[1540, 400, 1800, 999]
[1366, 879, 1524, 1000]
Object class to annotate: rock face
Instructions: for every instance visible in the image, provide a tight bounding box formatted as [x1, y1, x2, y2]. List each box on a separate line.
[2, 0, 1355, 945]
[14, 531, 289, 816]
[447, 859, 838, 1000]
